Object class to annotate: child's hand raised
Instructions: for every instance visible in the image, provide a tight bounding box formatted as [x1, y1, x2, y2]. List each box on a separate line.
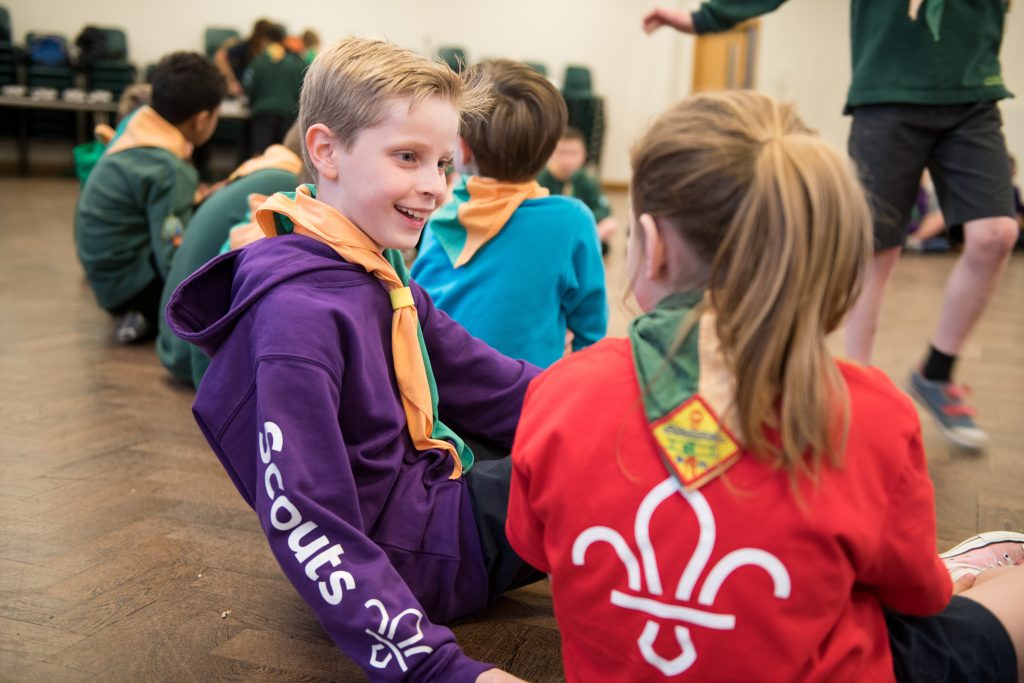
[642, 7, 696, 34]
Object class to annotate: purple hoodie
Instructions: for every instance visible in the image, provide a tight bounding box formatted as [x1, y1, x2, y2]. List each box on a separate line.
[167, 234, 540, 681]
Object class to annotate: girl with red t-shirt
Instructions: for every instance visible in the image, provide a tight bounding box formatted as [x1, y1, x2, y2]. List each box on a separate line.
[506, 91, 1024, 683]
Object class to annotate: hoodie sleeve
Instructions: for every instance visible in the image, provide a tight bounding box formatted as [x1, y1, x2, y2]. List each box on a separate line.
[251, 355, 491, 683]
[563, 204, 608, 352]
[413, 283, 541, 451]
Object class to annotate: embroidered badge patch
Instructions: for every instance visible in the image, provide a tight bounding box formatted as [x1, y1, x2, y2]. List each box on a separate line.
[162, 215, 185, 247]
[651, 394, 740, 490]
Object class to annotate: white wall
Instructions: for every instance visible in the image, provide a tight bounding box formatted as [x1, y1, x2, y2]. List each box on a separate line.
[8, 0, 1024, 183]
[755, 0, 851, 154]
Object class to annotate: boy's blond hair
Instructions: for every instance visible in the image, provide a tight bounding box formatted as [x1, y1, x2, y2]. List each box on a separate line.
[459, 59, 568, 182]
[299, 37, 490, 170]
[631, 90, 872, 477]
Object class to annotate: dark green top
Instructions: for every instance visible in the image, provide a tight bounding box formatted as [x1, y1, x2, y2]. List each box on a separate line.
[692, 0, 1012, 107]
[536, 168, 611, 222]
[157, 168, 299, 387]
[74, 147, 197, 310]
[242, 49, 306, 117]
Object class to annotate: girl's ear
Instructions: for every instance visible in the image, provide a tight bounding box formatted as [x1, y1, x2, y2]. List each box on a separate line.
[306, 123, 339, 181]
[454, 136, 477, 175]
[638, 213, 668, 282]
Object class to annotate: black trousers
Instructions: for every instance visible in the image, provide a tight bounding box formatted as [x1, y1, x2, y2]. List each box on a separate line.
[463, 439, 545, 603]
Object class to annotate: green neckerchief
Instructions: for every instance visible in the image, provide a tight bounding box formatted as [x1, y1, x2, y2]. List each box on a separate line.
[628, 291, 705, 422]
[924, 0, 943, 41]
[266, 184, 474, 473]
[911, 0, 944, 41]
[428, 176, 470, 266]
[629, 290, 742, 490]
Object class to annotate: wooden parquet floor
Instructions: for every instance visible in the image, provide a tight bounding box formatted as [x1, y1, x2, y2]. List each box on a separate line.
[1, 177, 1022, 682]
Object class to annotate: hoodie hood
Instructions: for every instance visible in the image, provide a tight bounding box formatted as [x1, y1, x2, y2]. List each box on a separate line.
[166, 233, 362, 357]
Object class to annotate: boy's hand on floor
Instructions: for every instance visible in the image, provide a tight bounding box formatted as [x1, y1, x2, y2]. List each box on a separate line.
[476, 669, 528, 683]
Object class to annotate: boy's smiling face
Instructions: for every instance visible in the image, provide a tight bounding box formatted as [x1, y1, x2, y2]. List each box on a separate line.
[324, 95, 458, 251]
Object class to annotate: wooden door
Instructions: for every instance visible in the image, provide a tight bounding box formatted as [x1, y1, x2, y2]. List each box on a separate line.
[692, 20, 760, 93]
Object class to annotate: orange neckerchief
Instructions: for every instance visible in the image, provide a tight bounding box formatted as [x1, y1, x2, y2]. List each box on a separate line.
[453, 176, 548, 267]
[254, 185, 463, 478]
[94, 123, 115, 145]
[227, 193, 271, 250]
[104, 106, 189, 159]
[228, 145, 304, 182]
[265, 42, 286, 63]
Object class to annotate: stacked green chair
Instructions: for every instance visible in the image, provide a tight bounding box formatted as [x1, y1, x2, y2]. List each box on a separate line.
[561, 65, 604, 168]
[82, 27, 136, 100]
[525, 61, 548, 77]
[25, 32, 73, 89]
[562, 65, 592, 98]
[437, 46, 468, 73]
[0, 6, 17, 135]
[205, 27, 239, 58]
[0, 7, 17, 87]
[24, 32, 75, 140]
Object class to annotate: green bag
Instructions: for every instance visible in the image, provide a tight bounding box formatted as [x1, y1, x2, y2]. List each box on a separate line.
[72, 140, 106, 186]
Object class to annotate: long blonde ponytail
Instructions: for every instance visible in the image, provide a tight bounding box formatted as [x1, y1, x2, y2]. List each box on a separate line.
[631, 91, 872, 473]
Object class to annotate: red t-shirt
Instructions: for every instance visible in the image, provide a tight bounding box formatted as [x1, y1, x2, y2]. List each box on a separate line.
[507, 339, 952, 683]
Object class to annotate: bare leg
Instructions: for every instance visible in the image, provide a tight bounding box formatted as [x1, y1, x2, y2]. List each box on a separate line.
[913, 210, 947, 242]
[844, 246, 902, 364]
[959, 565, 1024, 682]
[930, 216, 1018, 357]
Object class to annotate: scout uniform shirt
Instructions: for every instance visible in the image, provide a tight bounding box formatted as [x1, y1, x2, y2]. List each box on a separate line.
[536, 167, 612, 223]
[689, 0, 1011, 108]
[155, 145, 303, 387]
[242, 43, 306, 118]
[74, 105, 197, 311]
[411, 175, 608, 368]
[507, 293, 952, 682]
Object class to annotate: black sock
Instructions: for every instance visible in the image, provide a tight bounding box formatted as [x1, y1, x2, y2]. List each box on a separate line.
[922, 345, 956, 383]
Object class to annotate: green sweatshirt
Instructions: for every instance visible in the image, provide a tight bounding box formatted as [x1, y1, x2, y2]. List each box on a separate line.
[692, 0, 1012, 107]
[536, 168, 612, 222]
[156, 168, 299, 387]
[242, 47, 306, 117]
[74, 147, 197, 310]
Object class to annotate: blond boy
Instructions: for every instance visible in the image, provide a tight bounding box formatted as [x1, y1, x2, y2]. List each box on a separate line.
[168, 39, 538, 682]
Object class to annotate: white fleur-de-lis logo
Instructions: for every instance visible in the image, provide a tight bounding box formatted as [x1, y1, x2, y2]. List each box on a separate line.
[572, 476, 791, 676]
[363, 599, 434, 672]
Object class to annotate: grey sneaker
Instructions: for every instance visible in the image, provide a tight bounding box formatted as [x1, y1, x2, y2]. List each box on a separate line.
[115, 311, 151, 345]
[906, 370, 987, 450]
